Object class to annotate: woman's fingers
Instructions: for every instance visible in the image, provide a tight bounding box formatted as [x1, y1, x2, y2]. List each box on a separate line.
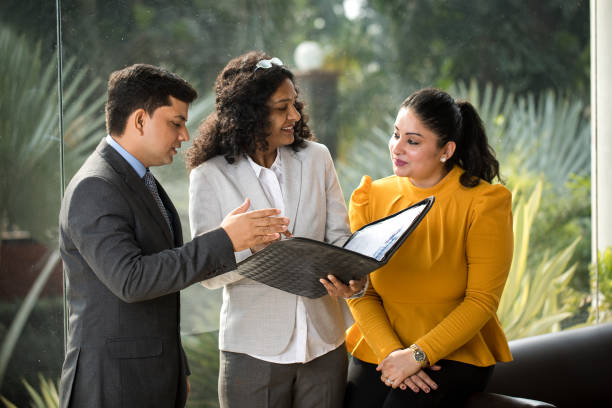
[319, 278, 337, 296]
[390, 376, 404, 389]
[409, 374, 430, 393]
[319, 275, 355, 297]
[402, 377, 420, 393]
[417, 370, 439, 391]
[380, 375, 399, 389]
[348, 276, 367, 292]
[399, 370, 439, 393]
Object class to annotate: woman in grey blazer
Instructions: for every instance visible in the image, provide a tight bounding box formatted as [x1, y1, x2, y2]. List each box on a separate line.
[186, 51, 364, 408]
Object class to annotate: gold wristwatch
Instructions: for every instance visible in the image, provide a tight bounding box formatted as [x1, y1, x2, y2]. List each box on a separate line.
[408, 344, 429, 368]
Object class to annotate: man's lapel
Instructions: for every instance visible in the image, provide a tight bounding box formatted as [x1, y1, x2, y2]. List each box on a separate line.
[97, 140, 175, 246]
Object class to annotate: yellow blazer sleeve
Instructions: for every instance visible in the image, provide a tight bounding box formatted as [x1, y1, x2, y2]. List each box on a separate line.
[416, 185, 514, 365]
[347, 175, 405, 361]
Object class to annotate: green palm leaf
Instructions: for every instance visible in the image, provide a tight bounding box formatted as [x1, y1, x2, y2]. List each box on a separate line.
[0, 26, 105, 243]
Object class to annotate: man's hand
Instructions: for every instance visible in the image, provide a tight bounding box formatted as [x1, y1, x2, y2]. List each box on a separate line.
[221, 198, 290, 252]
[319, 275, 367, 298]
[251, 229, 293, 254]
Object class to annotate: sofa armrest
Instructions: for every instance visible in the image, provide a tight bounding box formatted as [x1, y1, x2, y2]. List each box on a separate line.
[485, 323, 612, 407]
[466, 392, 556, 408]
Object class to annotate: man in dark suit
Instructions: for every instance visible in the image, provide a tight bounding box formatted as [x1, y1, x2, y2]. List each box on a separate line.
[58, 64, 289, 408]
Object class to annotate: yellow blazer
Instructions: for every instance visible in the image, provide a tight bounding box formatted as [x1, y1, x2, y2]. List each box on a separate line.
[346, 166, 513, 367]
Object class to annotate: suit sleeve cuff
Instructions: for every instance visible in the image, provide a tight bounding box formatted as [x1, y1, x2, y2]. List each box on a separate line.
[212, 227, 238, 272]
[193, 227, 237, 275]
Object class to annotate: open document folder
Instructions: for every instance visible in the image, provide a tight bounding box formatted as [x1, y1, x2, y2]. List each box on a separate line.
[236, 196, 435, 298]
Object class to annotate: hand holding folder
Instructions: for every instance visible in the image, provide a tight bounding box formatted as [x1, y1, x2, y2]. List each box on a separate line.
[236, 196, 435, 298]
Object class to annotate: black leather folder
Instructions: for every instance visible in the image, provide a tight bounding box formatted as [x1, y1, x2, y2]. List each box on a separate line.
[236, 196, 435, 298]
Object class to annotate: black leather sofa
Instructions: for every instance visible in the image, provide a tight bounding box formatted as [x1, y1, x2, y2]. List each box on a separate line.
[466, 322, 612, 407]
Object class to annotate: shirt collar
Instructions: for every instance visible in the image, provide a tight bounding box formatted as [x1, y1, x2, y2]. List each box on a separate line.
[246, 149, 282, 177]
[105, 134, 147, 178]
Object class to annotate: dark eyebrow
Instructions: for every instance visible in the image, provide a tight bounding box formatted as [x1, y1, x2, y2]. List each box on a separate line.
[271, 94, 297, 104]
[394, 125, 423, 138]
[174, 115, 187, 122]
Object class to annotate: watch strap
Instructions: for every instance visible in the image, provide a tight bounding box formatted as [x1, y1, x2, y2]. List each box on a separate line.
[409, 344, 429, 368]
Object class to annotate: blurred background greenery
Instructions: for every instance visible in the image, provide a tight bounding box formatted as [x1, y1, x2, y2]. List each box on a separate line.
[0, 0, 597, 407]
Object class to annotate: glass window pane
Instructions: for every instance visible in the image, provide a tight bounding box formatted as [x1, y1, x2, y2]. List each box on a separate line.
[5, 0, 590, 407]
[0, 2, 64, 405]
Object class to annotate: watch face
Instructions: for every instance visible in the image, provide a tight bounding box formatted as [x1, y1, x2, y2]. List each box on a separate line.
[414, 350, 425, 362]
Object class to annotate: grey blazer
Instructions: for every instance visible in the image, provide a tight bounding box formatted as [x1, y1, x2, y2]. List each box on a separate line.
[189, 141, 354, 356]
[58, 139, 237, 408]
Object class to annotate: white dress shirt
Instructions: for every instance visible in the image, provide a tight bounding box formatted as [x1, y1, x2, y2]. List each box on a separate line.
[246, 150, 344, 364]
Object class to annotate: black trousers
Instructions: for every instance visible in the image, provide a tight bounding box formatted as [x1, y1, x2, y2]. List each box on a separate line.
[344, 356, 494, 408]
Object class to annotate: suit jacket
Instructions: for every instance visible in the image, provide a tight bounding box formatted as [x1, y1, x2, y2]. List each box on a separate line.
[58, 139, 237, 408]
[188, 141, 354, 356]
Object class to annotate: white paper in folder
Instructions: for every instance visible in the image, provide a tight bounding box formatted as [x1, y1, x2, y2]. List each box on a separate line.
[343, 202, 428, 261]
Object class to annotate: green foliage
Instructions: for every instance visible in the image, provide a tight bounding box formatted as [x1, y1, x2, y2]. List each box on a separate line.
[0, 298, 63, 406]
[530, 175, 591, 293]
[597, 248, 612, 305]
[335, 118, 393, 201]
[0, 251, 60, 387]
[0, 374, 59, 408]
[498, 182, 581, 339]
[0, 26, 105, 243]
[451, 81, 590, 190]
[451, 81, 592, 293]
[0, 0, 589, 98]
[368, 0, 590, 96]
[183, 332, 221, 408]
[590, 247, 612, 322]
[0, 0, 590, 156]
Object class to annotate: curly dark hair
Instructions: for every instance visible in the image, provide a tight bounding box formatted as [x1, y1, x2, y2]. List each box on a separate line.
[185, 51, 313, 169]
[401, 88, 501, 187]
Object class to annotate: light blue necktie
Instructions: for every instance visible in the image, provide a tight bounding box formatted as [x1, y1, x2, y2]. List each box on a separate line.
[143, 170, 173, 234]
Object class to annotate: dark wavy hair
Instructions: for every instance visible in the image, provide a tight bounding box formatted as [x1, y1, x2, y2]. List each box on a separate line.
[401, 88, 501, 187]
[186, 51, 313, 169]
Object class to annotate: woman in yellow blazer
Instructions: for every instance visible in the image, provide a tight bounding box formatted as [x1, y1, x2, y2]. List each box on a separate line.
[344, 88, 514, 408]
